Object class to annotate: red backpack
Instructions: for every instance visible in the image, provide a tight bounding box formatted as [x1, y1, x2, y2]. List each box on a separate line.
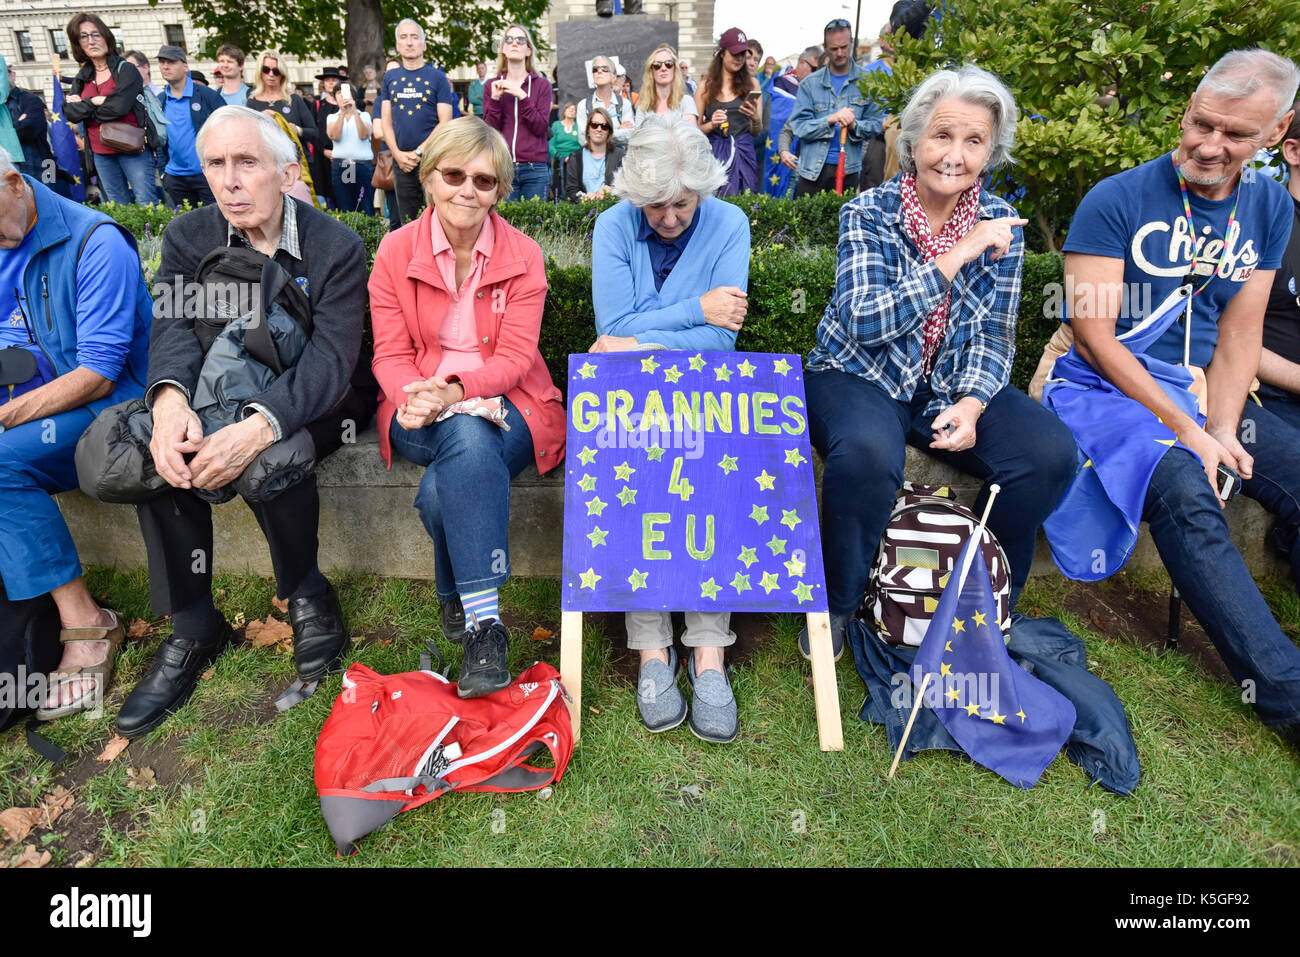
[315, 660, 574, 855]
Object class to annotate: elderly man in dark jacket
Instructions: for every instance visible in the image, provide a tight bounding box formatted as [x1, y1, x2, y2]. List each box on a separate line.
[117, 105, 371, 737]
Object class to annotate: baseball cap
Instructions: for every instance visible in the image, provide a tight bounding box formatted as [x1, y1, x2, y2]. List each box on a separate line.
[156, 45, 187, 63]
[719, 27, 749, 55]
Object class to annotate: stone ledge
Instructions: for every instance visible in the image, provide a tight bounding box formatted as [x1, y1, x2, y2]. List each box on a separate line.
[57, 427, 1287, 582]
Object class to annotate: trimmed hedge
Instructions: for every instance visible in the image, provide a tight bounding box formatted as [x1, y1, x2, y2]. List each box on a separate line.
[101, 201, 1062, 394]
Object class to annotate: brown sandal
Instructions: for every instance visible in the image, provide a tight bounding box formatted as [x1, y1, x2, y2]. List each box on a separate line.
[36, 610, 125, 721]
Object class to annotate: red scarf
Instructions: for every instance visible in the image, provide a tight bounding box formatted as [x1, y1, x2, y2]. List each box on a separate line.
[898, 172, 982, 371]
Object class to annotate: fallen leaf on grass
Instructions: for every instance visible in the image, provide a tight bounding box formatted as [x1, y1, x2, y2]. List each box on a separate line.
[0, 808, 40, 844]
[271, 596, 289, 615]
[8, 845, 50, 868]
[74, 852, 96, 868]
[588, 706, 600, 714]
[1088, 609, 1109, 634]
[200, 667, 215, 681]
[245, 616, 294, 650]
[127, 619, 152, 640]
[96, 734, 130, 763]
[531, 626, 553, 642]
[126, 767, 157, 791]
[38, 788, 73, 827]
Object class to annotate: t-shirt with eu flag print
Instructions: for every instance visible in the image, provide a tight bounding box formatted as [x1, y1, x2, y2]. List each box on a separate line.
[1062, 150, 1293, 367]
[382, 64, 456, 151]
[0, 223, 55, 397]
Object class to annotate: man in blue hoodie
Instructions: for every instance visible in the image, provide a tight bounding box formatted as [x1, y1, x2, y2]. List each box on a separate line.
[0, 156, 153, 719]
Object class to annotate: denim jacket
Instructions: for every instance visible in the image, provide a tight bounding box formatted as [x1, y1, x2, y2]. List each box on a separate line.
[787, 63, 883, 180]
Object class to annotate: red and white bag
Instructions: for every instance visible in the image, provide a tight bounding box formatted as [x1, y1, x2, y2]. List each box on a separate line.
[315, 660, 573, 855]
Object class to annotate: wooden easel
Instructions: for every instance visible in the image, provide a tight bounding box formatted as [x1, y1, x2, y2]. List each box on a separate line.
[559, 609, 843, 751]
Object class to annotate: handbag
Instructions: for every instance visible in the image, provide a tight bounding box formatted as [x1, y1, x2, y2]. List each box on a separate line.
[371, 150, 395, 191]
[98, 120, 146, 155]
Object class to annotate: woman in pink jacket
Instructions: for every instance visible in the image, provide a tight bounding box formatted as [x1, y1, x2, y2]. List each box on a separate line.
[481, 23, 553, 201]
[369, 116, 565, 697]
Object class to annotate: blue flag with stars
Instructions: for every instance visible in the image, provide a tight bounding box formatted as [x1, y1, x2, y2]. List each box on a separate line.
[49, 72, 85, 202]
[561, 350, 827, 613]
[762, 75, 798, 198]
[912, 537, 1075, 788]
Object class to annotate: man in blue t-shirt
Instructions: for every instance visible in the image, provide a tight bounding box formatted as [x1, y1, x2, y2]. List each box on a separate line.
[156, 46, 225, 208]
[379, 18, 455, 225]
[1060, 49, 1300, 740]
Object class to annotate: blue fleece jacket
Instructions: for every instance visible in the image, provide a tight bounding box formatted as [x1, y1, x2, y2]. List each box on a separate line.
[592, 197, 751, 350]
[18, 176, 152, 410]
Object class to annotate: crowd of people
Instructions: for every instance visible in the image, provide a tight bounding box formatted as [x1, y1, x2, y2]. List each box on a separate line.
[2, 13, 1300, 763]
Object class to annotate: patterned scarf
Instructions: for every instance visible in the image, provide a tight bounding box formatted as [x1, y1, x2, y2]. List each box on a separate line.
[898, 172, 982, 371]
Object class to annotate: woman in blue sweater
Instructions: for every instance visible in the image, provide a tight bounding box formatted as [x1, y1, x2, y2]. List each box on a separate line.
[590, 114, 751, 742]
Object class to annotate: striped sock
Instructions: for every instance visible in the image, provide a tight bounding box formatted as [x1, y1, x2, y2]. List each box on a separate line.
[460, 588, 500, 627]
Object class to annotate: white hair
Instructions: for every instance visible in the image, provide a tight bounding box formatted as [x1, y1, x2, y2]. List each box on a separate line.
[195, 105, 299, 168]
[897, 65, 1018, 175]
[1197, 48, 1300, 123]
[395, 18, 426, 45]
[0, 150, 17, 179]
[613, 113, 727, 207]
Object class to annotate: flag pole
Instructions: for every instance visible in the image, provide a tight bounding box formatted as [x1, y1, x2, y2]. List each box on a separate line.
[888, 483, 1001, 780]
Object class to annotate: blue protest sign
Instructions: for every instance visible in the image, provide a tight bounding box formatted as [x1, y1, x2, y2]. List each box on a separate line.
[561, 351, 828, 613]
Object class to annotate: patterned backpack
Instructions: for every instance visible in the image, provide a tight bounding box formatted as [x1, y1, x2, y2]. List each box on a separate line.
[862, 483, 1011, 646]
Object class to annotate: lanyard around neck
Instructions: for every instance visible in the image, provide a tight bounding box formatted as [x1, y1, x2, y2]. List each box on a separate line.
[1172, 150, 1242, 299]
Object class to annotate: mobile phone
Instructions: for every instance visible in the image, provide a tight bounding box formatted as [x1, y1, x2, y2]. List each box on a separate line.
[745, 89, 762, 102]
[339, 82, 352, 101]
[1216, 464, 1242, 502]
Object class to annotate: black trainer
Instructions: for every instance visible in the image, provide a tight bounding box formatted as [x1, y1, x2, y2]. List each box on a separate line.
[441, 595, 469, 644]
[116, 619, 236, 738]
[458, 618, 511, 699]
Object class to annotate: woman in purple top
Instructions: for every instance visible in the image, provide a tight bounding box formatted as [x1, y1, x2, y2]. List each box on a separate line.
[482, 24, 553, 201]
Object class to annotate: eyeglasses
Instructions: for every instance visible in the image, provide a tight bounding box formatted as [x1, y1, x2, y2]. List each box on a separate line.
[436, 167, 499, 192]
[825, 18, 851, 31]
[78, 31, 103, 41]
[588, 122, 611, 131]
[650, 60, 676, 70]
[502, 35, 529, 46]
[591, 65, 612, 74]
[261, 65, 282, 75]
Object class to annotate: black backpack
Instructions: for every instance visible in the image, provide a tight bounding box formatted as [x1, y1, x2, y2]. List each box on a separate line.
[0, 582, 61, 734]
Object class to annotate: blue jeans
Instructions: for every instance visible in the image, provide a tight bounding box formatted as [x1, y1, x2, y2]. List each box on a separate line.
[94, 148, 159, 205]
[1144, 443, 1300, 726]
[388, 399, 535, 600]
[1256, 383, 1300, 433]
[1240, 395, 1300, 590]
[805, 368, 1078, 616]
[508, 161, 549, 202]
[331, 159, 375, 214]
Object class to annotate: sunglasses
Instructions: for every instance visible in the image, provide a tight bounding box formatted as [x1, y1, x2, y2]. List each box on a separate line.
[436, 167, 499, 192]
[592, 65, 612, 73]
[502, 35, 529, 46]
[588, 122, 611, 131]
[825, 18, 851, 31]
[650, 60, 676, 70]
[261, 65, 283, 75]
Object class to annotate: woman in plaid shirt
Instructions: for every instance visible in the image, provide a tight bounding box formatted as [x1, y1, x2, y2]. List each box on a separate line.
[800, 66, 1078, 658]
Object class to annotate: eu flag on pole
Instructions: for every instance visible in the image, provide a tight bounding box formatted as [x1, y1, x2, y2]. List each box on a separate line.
[912, 538, 1075, 788]
[49, 71, 85, 202]
[762, 74, 798, 197]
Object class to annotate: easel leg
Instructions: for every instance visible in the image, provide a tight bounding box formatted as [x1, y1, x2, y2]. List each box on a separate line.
[805, 611, 844, 751]
[560, 610, 583, 742]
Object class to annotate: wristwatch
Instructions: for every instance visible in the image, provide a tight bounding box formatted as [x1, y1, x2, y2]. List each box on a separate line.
[413, 146, 424, 158]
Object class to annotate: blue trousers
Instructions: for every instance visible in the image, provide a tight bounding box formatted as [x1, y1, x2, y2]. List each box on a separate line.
[331, 159, 375, 214]
[507, 161, 549, 202]
[388, 399, 535, 600]
[805, 369, 1078, 616]
[93, 148, 159, 206]
[0, 405, 100, 600]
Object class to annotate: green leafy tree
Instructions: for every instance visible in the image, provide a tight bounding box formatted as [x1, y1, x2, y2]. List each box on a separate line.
[155, 0, 549, 80]
[861, 0, 1300, 252]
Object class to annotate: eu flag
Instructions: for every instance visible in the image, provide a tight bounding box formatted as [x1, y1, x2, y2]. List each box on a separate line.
[912, 537, 1076, 788]
[762, 74, 798, 198]
[49, 72, 85, 202]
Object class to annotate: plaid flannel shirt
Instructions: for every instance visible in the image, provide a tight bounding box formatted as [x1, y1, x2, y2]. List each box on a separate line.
[806, 177, 1023, 416]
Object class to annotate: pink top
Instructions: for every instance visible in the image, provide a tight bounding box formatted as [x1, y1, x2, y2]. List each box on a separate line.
[430, 211, 494, 381]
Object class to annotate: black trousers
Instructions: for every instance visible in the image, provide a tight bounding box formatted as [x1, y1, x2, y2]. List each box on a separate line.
[136, 475, 323, 617]
[793, 163, 843, 198]
[393, 165, 427, 225]
[858, 136, 886, 191]
[163, 172, 216, 209]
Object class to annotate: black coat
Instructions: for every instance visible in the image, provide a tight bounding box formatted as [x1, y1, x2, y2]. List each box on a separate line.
[6, 86, 51, 166]
[564, 145, 624, 202]
[247, 94, 318, 145]
[62, 53, 146, 129]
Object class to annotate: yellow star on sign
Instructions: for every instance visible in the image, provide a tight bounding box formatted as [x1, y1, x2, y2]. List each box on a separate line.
[737, 359, 756, 378]
[755, 469, 775, 491]
[617, 485, 637, 506]
[945, 688, 961, 702]
[578, 446, 597, 466]
[714, 363, 732, 382]
[765, 534, 787, 556]
[577, 473, 597, 492]
[952, 617, 966, 633]
[646, 445, 665, 462]
[664, 364, 683, 383]
[773, 358, 792, 376]
[737, 545, 758, 567]
[783, 554, 805, 577]
[586, 496, 607, 516]
[780, 509, 801, 530]
[688, 353, 706, 371]
[579, 567, 601, 589]
[972, 610, 987, 628]
[988, 711, 1007, 725]
[700, 577, 722, 600]
[784, 448, 806, 467]
[940, 662, 952, 677]
[627, 568, 648, 590]
[578, 361, 597, 379]
[729, 571, 752, 594]
[759, 571, 780, 594]
[1016, 709, 1027, 723]
[791, 581, 814, 603]
[587, 526, 608, 547]
[963, 702, 981, 717]
[718, 454, 738, 474]
[613, 461, 635, 481]
[640, 355, 659, 373]
[750, 504, 769, 524]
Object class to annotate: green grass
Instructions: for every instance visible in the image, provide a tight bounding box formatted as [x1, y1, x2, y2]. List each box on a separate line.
[2, 569, 1297, 867]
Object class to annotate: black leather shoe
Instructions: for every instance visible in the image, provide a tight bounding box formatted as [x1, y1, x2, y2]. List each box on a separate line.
[115, 620, 235, 738]
[441, 595, 468, 643]
[289, 585, 350, 681]
[458, 618, 511, 699]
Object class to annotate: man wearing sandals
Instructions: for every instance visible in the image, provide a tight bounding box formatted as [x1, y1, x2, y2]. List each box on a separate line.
[0, 154, 153, 720]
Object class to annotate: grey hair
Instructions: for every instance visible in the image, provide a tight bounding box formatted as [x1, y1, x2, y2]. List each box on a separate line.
[612, 113, 728, 207]
[195, 105, 299, 169]
[799, 45, 824, 67]
[1196, 48, 1300, 122]
[896, 65, 1017, 174]
[395, 18, 426, 45]
[0, 150, 18, 179]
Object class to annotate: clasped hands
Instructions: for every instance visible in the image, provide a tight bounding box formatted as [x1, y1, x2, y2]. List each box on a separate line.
[395, 376, 466, 430]
[150, 385, 274, 491]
